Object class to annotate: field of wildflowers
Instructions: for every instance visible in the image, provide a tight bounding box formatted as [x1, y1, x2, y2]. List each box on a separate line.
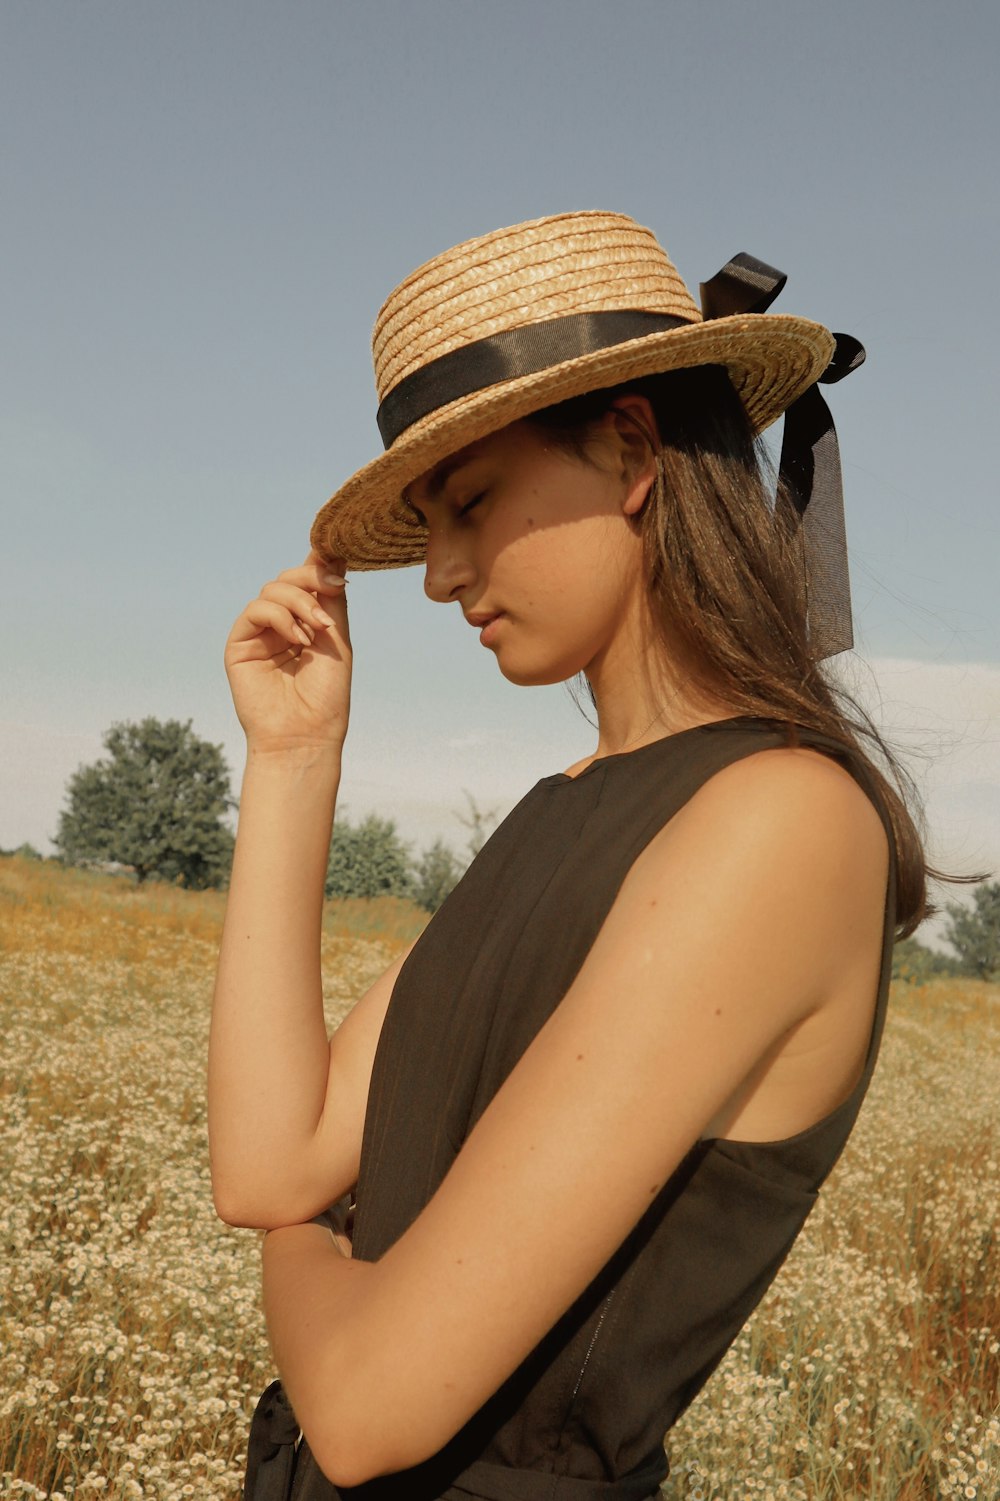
[1, 855, 997, 1500]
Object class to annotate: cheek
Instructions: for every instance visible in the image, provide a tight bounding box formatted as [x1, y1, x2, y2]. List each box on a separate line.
[517, 518, 638, 609]
[498, 525, 640, 670]
[497, 534, 582, 621]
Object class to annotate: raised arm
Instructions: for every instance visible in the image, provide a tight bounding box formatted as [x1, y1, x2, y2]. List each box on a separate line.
[261, 747, 889, 1487]
[209, 553, 402, 1227]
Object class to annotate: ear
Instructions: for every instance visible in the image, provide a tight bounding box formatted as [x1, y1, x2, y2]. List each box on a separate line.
[606, 395, 660, 517]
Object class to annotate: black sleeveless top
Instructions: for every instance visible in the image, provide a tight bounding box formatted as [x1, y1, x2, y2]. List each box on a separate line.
[296, 717, 898, 1501]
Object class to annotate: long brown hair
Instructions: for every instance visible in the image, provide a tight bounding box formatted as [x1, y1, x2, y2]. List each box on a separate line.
[527, 365, 987, 939]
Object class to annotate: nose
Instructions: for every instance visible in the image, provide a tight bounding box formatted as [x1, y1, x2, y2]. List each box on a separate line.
[423, 528, 477, 604]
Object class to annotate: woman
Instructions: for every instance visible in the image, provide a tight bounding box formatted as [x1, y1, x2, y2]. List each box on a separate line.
[209, 212, 967, 1500]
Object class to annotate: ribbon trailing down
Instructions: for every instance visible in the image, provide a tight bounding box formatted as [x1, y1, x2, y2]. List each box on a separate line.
[701, 252, 865, 659]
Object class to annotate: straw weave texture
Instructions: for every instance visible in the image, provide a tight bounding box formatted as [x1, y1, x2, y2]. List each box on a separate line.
[373, 213, 698, 399]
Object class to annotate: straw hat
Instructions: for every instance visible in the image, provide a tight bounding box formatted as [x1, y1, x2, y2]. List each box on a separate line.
[310, 210, 837, 571]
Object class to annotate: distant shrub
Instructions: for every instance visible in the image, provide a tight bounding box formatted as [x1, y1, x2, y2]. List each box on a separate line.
[3, 843, 44, 861]
[942, 879, 1000, 981]
[325, 813, 415, 900]
[413, 838, 463, 913]
[892, 935, 964, 984]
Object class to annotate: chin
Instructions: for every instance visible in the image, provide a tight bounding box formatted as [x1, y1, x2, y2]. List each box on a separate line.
[494, 648, 589, 688]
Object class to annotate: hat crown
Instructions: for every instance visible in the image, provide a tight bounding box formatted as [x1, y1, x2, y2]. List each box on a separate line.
[372, 211, 702, 403]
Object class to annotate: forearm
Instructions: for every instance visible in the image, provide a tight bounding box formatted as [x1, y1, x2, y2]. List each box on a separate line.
[209, 743, 342, 1222]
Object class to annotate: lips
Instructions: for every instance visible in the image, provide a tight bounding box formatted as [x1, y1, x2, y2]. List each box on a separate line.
[464, 609, 505, 648]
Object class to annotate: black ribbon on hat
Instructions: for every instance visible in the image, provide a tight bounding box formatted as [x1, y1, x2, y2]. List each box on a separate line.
[700, 254, 864, 658]
[377, 253, 864, 660]
[376, 309, 690, 447]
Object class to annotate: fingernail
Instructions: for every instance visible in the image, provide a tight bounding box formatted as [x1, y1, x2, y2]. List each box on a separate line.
[322, 572, 346, 588]
[294, 625, 312, 646]
[313, 607, 335, 627]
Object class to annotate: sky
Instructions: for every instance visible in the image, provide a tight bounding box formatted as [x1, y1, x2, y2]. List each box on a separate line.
[2, 1, 998, 946]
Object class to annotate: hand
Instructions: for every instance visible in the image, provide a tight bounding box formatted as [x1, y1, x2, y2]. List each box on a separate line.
[224, 552, 351, 752]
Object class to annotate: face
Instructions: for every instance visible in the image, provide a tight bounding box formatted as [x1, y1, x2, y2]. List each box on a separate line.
[404, 413, 653, 687]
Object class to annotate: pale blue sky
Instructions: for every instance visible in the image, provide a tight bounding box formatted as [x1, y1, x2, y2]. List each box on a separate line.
[2, 1, 998, 921]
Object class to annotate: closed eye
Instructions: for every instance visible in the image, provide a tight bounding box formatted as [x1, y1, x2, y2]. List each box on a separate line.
[401, 488, 485, 528]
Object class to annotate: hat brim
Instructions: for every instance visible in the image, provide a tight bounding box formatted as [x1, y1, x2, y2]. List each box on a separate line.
[310, 313, 835, 570]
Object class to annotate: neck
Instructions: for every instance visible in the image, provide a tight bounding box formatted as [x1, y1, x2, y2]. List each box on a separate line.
[584, 609, 732, 759]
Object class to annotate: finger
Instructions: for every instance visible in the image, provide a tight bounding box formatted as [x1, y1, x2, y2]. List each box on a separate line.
[303, 551, 348, 602]
[275, 554, 348, 594]
[228, 632, 295, 664]
[273, 558, 352, 651]
[259, 579, 340, 630]
[229, 598, 317, 649]
[302, 547, 347, 575]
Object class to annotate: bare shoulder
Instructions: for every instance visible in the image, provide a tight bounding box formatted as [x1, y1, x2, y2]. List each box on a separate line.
[629, 742, 891, 1014]
[671, 743, 888, 861]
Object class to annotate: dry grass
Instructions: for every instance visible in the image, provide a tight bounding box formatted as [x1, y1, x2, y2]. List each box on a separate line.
[0, 857, 417, 1500]
[1, 856, 997, 1500]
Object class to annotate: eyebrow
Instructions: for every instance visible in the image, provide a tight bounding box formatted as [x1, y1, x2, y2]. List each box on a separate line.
[414, 446, 479, 504]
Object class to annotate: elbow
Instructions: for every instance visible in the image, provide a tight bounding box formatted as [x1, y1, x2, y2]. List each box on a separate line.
[211, 1175, 262, 1228]
[302, 1358, 448, 1487]
[210, 1162, 328, 1230]
[212, 1194, 312, 1233]
[302, 1398, 386, 1490]
[212, 1187, 264, 1230]
[210, 1176, 292, 1231]
[209, 1156, 257, 1226]
[308, 1425, 433, 1491]
[209, 1144, 264, 1227]
[310, 1435, 385, 1492]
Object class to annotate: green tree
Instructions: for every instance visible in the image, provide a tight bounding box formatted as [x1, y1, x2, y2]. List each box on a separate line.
[891, 935, 964, 985]
[413, 838, 463, 913]
[325, 813, 414, 900]
[54, 718, 235, 888]
[942, 880, 1000, 980]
